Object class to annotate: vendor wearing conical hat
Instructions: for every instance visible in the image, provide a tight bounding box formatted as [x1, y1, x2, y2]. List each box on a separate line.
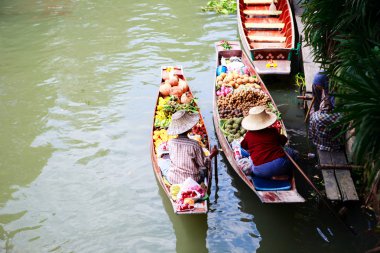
[240, 106, 297, 179]
[164, 110, 218, 185]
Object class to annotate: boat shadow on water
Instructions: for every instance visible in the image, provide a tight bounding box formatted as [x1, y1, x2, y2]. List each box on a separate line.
[157, 179, 208, 253]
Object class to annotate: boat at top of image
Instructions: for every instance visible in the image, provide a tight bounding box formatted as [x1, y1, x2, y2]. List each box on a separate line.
[212, 41, 305, 203]
[237, 0, 296, 75]
[150, 66, 213, 214]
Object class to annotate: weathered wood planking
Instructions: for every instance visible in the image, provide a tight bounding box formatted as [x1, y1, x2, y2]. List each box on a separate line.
[322, 170, 341, 200]
[335, 170, 359, 201]
[317, 150, 359, 201]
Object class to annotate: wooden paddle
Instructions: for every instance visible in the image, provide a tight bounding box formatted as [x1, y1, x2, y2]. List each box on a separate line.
[212, 145, 218, 186]
[284, 149, 358, 235]
[304, 96, 315, 123]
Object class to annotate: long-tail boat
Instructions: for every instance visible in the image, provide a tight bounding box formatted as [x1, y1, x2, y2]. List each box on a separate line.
[237, 0, 296, 75]
[150, 66, 212, 214]
[213, 41, 305, 203]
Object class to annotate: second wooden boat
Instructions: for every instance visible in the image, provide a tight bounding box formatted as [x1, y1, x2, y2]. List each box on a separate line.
[213, 41, 305, 203]
[151, 66, 212, 214]
[237, 0, 296, 75]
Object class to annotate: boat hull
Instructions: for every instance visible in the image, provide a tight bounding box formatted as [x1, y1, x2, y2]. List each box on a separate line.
[213, 42, 304, 203]
[237, 0, 296, 75]
[151, 66, 212, 214]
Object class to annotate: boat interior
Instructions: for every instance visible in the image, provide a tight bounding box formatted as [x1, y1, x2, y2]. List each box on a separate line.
[240, 0, 293, 50]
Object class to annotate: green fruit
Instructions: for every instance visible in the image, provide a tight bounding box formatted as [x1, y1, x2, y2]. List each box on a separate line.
[240, 129, 246, 135]
[233, 123, 239, 129]
[227, 135, 233, 143]
[230, 129, 237, 134]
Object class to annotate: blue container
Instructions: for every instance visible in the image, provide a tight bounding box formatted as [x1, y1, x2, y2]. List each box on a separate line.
[216, 65, 227, 76]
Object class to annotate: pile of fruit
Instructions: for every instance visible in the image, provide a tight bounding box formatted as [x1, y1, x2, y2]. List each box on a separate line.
[217, 89, 270, 119]
[153, 129, 177, 152]
[154, 96, 174, 128]
[190, 122, 208, 147]
[170, 184, 181, 200]
[155, 95, 200, 129]
[215, 72, 261, 90]
[221, 118, 247, 143]
[162, 96, 199, 114]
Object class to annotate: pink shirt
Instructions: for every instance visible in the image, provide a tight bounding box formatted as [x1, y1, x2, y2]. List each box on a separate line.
[167, 135, 210, 184]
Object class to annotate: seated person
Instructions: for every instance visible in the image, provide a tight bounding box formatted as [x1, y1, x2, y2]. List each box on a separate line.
[309, 96, 343, 151]
[162, 110, 218, 185]
[240, 106, 297, 179]
[312, 70, 335, 111]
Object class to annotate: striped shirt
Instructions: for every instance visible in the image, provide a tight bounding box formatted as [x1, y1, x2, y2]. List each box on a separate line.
[309, 109, 343, 151]
[167, 135, 210, 184]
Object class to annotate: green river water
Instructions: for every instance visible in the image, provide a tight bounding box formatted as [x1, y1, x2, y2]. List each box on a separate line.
[0, 0, 377, 252]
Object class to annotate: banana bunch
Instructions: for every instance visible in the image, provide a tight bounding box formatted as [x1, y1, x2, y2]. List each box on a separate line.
[170, 184, 181, 200]
[153, 129, 177, 151]
[155, 96, 173, 128]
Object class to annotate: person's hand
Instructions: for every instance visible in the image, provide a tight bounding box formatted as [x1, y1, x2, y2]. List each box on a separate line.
[209, 146, 219, 159]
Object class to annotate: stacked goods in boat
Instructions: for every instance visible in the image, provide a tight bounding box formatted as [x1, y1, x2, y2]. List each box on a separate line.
[213, 42, 305, 203]
[151, 66, 212, 214]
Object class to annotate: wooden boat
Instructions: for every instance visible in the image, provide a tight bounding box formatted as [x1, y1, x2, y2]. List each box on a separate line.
[150, 66, 212, 214]
[237, 0, 296, 75]
[213, 41, 305, 203]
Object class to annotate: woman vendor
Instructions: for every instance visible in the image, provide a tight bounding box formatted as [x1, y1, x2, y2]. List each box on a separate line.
[240, 106, 297, 179]
[163, 110, 218, 184]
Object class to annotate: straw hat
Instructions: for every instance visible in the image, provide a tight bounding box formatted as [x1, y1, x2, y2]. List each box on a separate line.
[241, 106, 277, 131]
[167, 110, 199, 135]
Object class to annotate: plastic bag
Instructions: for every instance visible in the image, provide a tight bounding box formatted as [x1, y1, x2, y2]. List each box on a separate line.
[231, 139, 242, 161]
[227, 61, 245, 73]
[237, 157, 253, 175]
[177, 177, 204, 200]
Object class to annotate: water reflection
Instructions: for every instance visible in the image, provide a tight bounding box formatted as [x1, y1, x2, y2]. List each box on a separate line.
[159, 181, 208, 253]
[0, 0, 375, 252]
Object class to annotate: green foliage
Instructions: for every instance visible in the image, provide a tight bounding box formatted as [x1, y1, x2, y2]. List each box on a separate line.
[219, 40, 232, 50]
[294, 72, 305, 89]
[302, 0, 380, 186]
[202, 0, 237, 15]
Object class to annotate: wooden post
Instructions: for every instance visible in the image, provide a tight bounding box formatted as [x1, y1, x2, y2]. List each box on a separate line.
[304, 97, 315, 123]
[284, 149, 357, 235]
[213, 145, 218, 187]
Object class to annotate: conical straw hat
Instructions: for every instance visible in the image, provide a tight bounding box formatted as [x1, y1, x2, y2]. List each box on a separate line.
[241, 106, 277, 131]
[167, 110, 199, 135]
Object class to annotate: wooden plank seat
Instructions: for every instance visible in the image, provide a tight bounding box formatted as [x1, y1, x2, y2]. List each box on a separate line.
[317, 150, 359, 202]
[250, 42, 286, 48]
[248, 35, 286, 42]
[244, 0, 277, 4]
[245, 22, 285, 29]
[245, 18, 285, 29]
[243, 9, 282, 16]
